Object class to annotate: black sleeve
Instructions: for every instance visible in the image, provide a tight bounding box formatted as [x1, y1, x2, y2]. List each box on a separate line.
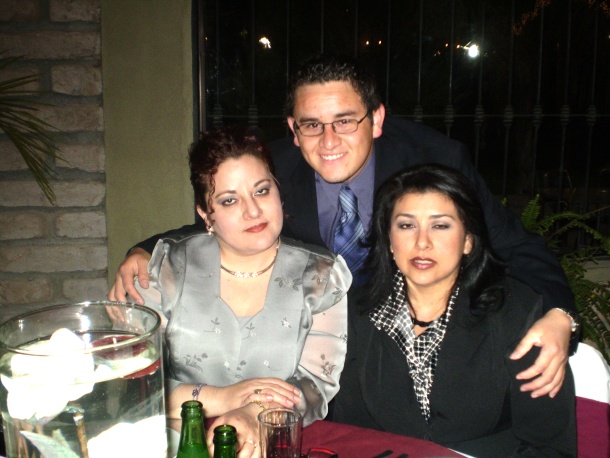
[449, 145, 576, 315]
[502, 282, 576, 456]
[508, 347, 577, 457]
[332, 289, 379, 429]
[132, 221, 205, 254]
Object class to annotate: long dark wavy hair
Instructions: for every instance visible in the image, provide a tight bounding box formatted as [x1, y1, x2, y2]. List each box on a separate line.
[366, 164, 506, 316]
[189, 126, 276, 219]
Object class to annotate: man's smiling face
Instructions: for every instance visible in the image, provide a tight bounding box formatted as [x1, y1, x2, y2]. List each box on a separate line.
[287, 81, 385, 184]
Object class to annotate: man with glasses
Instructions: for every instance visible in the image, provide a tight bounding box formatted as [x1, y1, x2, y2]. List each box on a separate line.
[109, 54, 577, 400]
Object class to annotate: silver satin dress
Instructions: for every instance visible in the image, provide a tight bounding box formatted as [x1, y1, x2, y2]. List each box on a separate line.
[137, 233, 351, 425]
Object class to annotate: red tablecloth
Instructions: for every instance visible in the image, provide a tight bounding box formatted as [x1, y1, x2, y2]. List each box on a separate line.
[576, 396, 610, 458]
[300, 397, 609, 458]
[302, 420, 462, 457]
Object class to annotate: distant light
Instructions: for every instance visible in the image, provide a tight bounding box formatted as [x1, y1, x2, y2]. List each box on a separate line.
[456, 42, 480, 58]
[378, 40, 382, 45]
[365, 40, 370, 45]
[259, 37, 271, 49]
[467, 44, 480, 58]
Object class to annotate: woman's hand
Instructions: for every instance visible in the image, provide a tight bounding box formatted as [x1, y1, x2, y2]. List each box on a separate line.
[204, 378, 301, 417]
[207, 403, 264, 458]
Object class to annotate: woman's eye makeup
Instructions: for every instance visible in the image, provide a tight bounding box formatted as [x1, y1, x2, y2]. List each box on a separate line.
[396, 220, 415, 229]
[219, 196, 237, 206]
[255, 186, 270, 196]
[395, 220, 452, 230]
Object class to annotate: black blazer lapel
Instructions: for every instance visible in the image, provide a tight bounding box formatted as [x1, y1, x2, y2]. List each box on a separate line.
[281, 158, 325, 247]
[354, 313, 428, 436]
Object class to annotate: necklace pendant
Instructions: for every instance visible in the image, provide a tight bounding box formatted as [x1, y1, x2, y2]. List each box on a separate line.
[235, 271, 257, 279]
[220, 239, 280, 279]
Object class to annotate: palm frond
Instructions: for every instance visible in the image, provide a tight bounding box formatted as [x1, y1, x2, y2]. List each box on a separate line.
[0, 54, 62, 203]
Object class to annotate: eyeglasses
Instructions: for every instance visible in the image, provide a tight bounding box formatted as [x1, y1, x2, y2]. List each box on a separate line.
[293, 111, 370, 137]
[301, 448, 339, 458]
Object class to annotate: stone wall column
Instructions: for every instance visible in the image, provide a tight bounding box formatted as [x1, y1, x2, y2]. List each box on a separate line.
[0, 0, 107, 317]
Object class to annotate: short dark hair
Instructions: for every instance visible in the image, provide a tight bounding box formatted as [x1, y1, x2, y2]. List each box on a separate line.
[366, 164, 506, 315]
[285, 54, 382, 116]
[189, 127, 276, 216]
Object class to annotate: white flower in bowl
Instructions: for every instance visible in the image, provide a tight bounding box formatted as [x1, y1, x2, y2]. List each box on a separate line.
[0, 328, 95, 423]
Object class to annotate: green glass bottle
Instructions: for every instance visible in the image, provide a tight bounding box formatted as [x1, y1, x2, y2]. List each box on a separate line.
[177, 400, 210, 458]
[212, 425, 237, 458]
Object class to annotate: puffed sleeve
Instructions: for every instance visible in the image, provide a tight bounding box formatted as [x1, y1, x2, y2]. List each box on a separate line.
[287, 254, 351, 426]
[133, 239, 181, 325]
[134, 239, 186, 394]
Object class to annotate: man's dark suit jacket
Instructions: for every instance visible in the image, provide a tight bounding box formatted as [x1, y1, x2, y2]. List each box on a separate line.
[332, 278, 577, 457]
[137, 115, 575, 315]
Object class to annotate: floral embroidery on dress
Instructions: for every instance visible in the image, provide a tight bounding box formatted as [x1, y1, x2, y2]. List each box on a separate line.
[332, 287, 343, 297]
[200, 318, 221, 334]
[224, 360, 247, 380]
[340, 333, 348, 343]
[275, 276, 302, 291]
[183, 352, 208, 372]
[281, 318, 291, 328]
[235, 360, 246, 374]
[320, 354, 336, 377]
[242, 322, 256, 340]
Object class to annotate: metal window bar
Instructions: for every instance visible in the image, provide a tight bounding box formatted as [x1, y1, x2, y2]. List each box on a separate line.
[196, 0, 610, 238]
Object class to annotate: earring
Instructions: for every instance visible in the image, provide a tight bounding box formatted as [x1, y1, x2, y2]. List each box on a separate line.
[206, 225, 213, 236]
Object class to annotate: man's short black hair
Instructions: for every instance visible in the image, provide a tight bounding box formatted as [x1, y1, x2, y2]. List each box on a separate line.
[285, 54, 382, 116]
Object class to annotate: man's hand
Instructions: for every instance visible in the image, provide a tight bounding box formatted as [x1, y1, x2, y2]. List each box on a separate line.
[510, 308, 572, 398]
[107, 248, 152, 304]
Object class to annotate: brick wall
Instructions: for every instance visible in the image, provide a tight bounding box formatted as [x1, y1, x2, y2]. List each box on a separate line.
[0, 0, 107, 318]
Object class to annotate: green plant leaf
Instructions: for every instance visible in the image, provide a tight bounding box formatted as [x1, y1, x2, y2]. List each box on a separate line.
[520, 195, 610, 362]
[520, 194, 542, 232]
[0, 53, 63, 203]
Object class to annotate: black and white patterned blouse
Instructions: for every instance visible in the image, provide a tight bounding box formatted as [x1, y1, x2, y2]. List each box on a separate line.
[369, 270, 459, 421]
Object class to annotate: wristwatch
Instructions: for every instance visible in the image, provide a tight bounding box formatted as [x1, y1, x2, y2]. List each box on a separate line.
[554, 308, 581, 336]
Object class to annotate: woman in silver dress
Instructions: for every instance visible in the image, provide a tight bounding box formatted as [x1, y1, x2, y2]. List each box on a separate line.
[136, 127, 351, 457]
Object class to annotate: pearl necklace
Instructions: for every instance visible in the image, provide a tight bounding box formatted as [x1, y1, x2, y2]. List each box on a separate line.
[220, 240, 279, 279]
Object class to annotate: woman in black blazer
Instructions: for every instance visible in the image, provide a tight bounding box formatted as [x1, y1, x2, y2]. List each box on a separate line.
[333, 164, 576, 457]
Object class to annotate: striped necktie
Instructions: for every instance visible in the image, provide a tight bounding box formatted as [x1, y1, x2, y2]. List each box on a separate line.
[333, 185, 368, 276]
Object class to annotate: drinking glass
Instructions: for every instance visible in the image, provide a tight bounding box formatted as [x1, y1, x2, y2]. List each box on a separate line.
[0, 301, 166, 458]
[301, 448, 338, 458]
[258, 408, 303, 458]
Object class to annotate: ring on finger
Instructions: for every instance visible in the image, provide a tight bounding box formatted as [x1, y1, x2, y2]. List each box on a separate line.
[246, 439, 258, 448]
[254, 388, 262, 394]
